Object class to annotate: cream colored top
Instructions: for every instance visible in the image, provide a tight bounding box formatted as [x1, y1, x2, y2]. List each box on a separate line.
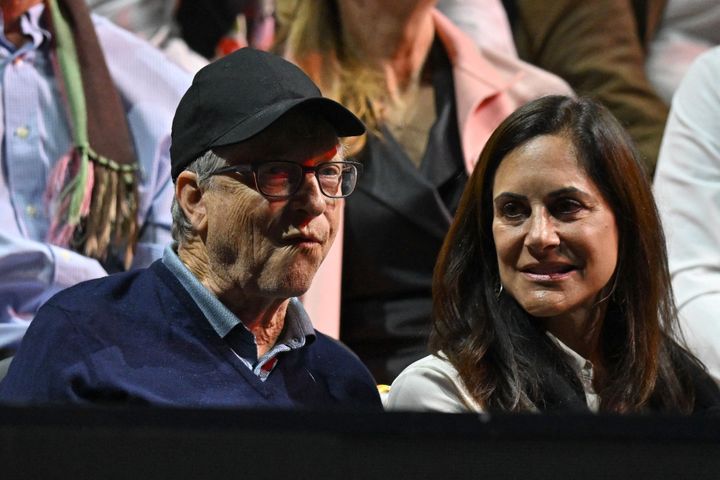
[385, 333, 599, 413]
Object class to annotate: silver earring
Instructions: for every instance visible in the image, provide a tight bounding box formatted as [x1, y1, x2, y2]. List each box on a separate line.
[495, 283, 504, 299]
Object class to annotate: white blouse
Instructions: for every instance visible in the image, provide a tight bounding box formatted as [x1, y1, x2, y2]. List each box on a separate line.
[385, 333, 599, 413]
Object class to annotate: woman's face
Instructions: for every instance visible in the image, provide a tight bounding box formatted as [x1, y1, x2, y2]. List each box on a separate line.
[491, 134, 618, 324]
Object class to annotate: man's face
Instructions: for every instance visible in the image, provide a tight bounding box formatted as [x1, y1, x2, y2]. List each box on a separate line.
[201, 111, 342, 302]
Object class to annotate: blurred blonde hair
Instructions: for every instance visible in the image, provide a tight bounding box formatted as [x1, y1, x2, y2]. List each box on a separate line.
[274, 0, 387, 146]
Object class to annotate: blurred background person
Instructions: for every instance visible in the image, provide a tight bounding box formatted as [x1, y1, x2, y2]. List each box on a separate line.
[494, 0, 669, 175]
[654, 46, 720, 385]
[0, 0, 189, 370]
[274, 0, 572, 384]
[387, 96, 720, 413]
[86, 0, 176, 44]
[436, 0, 516, 57]
[175, 0, 275, 60]
[86, 0, 277, 73]
[646, 0, 720, 103]
[86, 0, 207, 72]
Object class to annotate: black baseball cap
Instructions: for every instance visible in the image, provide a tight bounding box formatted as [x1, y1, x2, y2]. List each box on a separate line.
[170, 48, 366, 181]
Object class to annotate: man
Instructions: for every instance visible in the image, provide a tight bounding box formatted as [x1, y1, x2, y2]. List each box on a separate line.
[0, 0, 189, 361]
[0, 48, 382, 409]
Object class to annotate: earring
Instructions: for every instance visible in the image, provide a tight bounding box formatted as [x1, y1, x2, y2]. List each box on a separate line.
[495, 283, 504, 299]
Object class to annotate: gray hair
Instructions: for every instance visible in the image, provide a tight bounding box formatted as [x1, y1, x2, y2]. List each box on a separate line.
[171, 149, 227, 245]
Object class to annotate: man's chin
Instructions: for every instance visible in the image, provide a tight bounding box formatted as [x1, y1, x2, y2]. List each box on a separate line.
[254, 251, 325, 296]
[271, 264, 320, 297]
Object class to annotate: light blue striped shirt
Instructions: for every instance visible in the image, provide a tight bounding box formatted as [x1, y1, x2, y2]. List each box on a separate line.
[0, 5, 191, 352]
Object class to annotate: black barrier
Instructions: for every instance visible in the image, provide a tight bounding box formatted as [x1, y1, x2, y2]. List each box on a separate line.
[1, 406, 719, 479]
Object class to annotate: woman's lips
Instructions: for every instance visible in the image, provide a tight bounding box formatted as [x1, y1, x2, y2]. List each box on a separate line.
[520, 263, 577, 281]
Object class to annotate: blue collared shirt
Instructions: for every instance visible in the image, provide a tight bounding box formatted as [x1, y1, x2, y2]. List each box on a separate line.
[162, 246, 316, 381]
[1, 5, 64, 242]
[0, 5, 191, 351]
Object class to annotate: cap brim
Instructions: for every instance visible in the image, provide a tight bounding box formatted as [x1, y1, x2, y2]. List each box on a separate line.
[211, 97, 365, 149]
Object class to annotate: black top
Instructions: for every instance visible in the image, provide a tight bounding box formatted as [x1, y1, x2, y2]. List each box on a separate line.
[341, 40, 467, 384]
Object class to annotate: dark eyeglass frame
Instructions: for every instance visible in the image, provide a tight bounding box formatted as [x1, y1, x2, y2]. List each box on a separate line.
[207, 160, 363, 199]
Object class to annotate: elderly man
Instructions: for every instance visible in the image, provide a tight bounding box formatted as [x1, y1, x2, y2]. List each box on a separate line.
[0, 48, 381, 409]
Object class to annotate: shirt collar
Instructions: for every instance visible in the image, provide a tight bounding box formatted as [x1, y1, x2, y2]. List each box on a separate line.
[282, 296, 317, 347]
[0, 4, 50, 53]
[545, 331, 595, 376]
[545, 331, 600, 412]
[162, 245, 238, 336]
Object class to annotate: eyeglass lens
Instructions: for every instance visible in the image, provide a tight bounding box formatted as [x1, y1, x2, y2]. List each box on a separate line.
[256, 162, 357, 198]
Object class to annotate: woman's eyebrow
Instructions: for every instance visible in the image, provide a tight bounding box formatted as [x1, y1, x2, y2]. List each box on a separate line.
[547, 186, 590, 199]
[493, 192, 526, 203]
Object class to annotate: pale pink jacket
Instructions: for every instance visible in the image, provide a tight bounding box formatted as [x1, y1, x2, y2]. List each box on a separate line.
[303, 10, 573, 337]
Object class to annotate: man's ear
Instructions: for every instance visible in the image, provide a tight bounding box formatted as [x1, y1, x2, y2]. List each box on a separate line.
[176, 171, 208, 235]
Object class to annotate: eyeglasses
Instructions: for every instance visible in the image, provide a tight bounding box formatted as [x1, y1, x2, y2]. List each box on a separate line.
[208, 160, 363, 199]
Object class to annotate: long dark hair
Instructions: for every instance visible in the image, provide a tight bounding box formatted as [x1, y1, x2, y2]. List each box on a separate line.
[431, 95, 700, 413]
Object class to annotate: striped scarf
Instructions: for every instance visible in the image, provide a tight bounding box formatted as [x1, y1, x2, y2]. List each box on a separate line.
[44, 0, 138, 270]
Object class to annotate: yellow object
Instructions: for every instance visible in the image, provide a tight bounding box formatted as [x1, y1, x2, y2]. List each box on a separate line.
[377, 384, 391, 394]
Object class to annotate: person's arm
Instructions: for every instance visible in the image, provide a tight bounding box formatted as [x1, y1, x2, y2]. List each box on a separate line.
[512, 0, 668, 174]
[129, 136, 175, 269]
[654, 47, 720, 384]
[0, 235, 106, 352]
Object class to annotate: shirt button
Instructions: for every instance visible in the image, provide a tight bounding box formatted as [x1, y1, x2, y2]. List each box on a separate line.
[26, 204, 37, 218]
[15, 125, 30, 139]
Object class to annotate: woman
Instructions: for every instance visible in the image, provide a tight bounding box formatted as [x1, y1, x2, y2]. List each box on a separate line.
[274, 0, 571, 384]
[387, 96, 720, 413]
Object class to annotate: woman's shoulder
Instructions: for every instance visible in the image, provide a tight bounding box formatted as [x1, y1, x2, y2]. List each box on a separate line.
[385, 353, 484, 413]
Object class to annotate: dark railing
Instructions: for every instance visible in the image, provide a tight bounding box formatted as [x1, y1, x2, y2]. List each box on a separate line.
[1, 407, 719, 479]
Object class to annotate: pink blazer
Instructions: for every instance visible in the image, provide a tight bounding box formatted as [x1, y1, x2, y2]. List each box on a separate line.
[302, 9, 573, 337]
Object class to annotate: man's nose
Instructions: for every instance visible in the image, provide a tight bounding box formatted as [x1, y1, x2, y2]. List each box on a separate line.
[524, 209, 560, 254]
[291, 172, 327, 218]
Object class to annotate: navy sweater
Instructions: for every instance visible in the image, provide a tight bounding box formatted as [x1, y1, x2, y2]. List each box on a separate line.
[0, 261, 382, 410]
